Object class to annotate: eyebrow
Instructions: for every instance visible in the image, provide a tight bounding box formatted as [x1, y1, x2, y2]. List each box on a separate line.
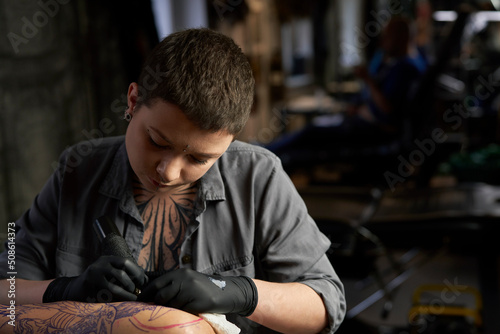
[150, 126, 223, 159]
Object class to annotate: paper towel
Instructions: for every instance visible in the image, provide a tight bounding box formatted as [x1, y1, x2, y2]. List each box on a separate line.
[199, 313, 241, 334]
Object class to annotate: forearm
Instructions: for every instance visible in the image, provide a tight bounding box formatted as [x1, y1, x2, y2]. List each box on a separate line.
[0, 301, 215, 334]
[0, 279, 52, 305]
[248, 280, 328, 334]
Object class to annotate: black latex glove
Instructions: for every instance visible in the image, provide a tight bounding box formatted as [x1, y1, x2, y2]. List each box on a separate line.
[139, 268, 258, 316]
[43, 255, 147, 303]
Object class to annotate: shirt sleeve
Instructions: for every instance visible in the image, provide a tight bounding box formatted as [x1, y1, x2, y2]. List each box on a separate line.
[298, 256, 347, 334]
[0, 150, 65, 280]
[254, 156, 346, 333]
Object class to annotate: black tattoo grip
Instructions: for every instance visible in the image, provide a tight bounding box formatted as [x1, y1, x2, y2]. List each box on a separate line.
[94, 215, 144, 296]
[94, 216, 136, 263]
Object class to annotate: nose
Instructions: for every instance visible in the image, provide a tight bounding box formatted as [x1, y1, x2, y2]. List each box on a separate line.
[156, 155, 182, 184]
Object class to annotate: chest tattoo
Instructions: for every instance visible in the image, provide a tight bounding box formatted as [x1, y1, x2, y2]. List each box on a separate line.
[133, 180, 197, 272]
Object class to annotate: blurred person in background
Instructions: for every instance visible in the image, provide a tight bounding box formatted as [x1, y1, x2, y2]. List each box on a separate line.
[268, 16, 427, 163]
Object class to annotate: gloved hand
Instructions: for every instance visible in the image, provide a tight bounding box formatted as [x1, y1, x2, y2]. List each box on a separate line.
[43, 255, 147, 303]
[139, 268, 258, 316]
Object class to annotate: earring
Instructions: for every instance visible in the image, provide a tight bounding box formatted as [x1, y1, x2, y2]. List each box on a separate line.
[124, 108, 132, 122]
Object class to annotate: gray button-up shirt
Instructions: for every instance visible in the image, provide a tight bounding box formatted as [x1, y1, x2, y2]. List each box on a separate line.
[0, 136, 345, 333]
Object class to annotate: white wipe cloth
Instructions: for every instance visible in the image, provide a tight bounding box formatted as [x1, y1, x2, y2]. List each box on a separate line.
[199, 313, 241, 334]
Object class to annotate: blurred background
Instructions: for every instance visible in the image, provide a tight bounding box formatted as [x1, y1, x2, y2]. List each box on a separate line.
[1, 0, 500, 333]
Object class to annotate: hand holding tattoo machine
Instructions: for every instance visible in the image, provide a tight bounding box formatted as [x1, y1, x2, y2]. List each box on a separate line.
[92, 217, 258, 317]
[93, 215, 146, 296]
[43, 216, 147, 303]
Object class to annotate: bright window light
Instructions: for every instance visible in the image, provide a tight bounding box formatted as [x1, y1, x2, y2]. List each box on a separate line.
[433, 10, 500, 22]
[492, 0, 500, 10]
[433, 11, 458, 21]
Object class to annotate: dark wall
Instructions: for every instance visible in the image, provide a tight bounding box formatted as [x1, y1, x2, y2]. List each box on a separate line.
[0, 0, 157, 238]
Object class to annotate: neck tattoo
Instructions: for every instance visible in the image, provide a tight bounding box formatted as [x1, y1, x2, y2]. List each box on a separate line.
[132, 178, 198, 271]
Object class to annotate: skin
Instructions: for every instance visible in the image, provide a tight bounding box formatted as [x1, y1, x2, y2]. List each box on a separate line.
[125, 83, 234, 272]
[125, 83, 329, 333]
[0, 82, 330, 333]
[134, 181, 197, 272]
[0, 302, 215, 334]
[125, 83, 234, 194]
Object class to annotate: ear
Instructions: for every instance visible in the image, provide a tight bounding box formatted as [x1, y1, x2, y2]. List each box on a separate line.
[127, 83, 139, 115]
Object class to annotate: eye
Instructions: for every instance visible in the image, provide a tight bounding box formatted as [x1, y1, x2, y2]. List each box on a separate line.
[148, 136, 168, 149]
[190, 156, 208, 166]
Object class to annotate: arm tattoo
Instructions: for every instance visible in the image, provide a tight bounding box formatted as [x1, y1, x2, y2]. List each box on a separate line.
[130, 315, 203, 331]
[0, 302, 206, 333]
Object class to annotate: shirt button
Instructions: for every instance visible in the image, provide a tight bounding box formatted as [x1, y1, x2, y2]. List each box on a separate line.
[182, 255, 192, 264]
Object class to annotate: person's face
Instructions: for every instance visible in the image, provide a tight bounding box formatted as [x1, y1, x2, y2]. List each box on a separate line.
[125, 83, 234, 193]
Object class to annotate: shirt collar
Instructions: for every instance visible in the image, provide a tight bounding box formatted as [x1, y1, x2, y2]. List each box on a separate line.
[199, 157, 226, 202]
[99, 141, 131, 200]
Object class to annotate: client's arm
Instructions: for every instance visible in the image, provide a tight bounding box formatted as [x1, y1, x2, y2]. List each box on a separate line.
[0, 301, 215, 334]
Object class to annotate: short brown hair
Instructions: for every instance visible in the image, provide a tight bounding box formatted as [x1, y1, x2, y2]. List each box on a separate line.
[136, 28, 255, 135]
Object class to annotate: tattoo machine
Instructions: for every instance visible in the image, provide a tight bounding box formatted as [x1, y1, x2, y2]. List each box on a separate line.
[93, 215, 143, 296]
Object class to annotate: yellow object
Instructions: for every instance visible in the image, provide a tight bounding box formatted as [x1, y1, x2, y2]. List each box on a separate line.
[408, 284, 483, 328]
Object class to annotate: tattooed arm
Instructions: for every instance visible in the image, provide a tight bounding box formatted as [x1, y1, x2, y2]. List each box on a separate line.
[0, 301, 215, 334]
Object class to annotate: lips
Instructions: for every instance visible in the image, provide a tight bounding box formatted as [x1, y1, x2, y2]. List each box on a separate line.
[150, 177, 168, 188]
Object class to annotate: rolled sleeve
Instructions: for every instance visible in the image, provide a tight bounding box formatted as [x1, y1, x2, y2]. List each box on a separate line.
[255, 157, 346, 331]
[298, 255, 347, 334]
